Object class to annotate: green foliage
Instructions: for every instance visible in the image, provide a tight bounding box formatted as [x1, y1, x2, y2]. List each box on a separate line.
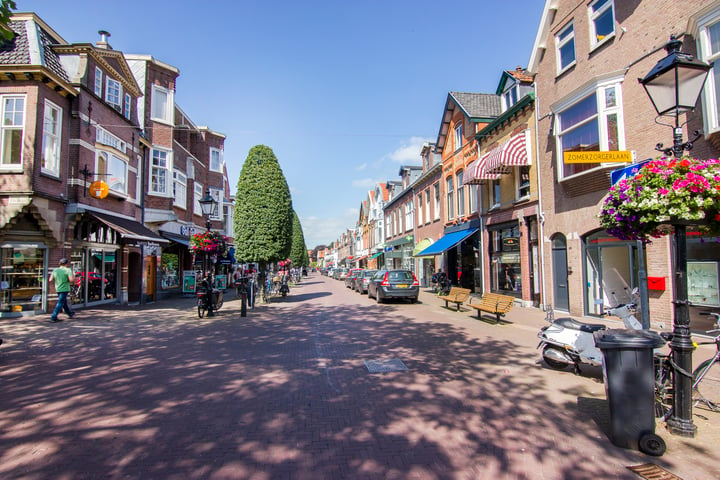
[233, 145, 293, 266]
[289, 210, 309, 266]
[0, 1, 17, 41]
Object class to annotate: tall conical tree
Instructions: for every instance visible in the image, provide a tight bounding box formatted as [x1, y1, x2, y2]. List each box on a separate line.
[289, 210, 309, 267]
[233, 145, 293, 268]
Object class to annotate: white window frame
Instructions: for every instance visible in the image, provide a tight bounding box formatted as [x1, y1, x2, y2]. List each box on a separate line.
[405, 201, 414, 232]
[516, 165, 531, 200]
[556, 21, 576, 75]
[96, 127, 127, 153]
[209, 147, 223, 172]
[417, 194, 423, 226]
[502, 83, 518, 111]
[106, 77, 122, 111]
[425, 190, 431, 224]
[469, 184, 478, 213]
[94, 67, 103, 97]
[446, 176, 454, 221]
[194, 182, 203, 216]
[695, 6, 720, 135]
[589, 0, 615, 49]
[151, 84, 173, 124]
[453, 123, 463, 151]
[456, 171, 465, 217]
[552, 76, 625, 180]
[0, 95, 25, 171]
[433, 183, 440, 220]
[150, 147, 172, 195]
[41, 99, 62, 177]
[209, 188, 224, 221]
[96, 149, 128, 194]
[173, 170, 187, 209]
[124, 93, 132, 120]
[491, 180, 501, 209]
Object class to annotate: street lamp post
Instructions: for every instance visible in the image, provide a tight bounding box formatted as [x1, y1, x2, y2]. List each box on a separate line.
[198, 189, 218, 284]
[639, 35, 711, 438]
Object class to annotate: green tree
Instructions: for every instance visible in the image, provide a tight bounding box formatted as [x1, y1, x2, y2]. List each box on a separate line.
[233, 145, 293, 269]
[289, 210, 309, 267]
[0, 1, 17, 41]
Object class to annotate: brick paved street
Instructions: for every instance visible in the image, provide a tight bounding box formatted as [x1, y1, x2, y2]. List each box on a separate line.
[0, 274, 718, 479]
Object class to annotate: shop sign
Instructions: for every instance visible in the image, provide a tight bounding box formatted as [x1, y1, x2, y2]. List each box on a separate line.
[89, 180, 110, 199]
[180, 225, 196, 237]
[564, 150, 633, 164]
[502, 237, 520, 250]
[500, 253, 520, 264]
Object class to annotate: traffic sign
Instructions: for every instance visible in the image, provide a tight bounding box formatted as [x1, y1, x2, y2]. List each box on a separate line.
[610, 159, 652, 185]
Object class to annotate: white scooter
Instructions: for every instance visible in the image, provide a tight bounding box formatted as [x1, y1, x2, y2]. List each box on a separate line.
[537, 290, 642, 374]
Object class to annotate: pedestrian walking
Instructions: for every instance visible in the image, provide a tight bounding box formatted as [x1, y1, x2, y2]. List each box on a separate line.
[48, 258, 75, 322]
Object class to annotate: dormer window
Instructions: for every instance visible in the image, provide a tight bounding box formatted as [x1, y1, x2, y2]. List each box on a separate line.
[503, 84, 518, 110]
[106, 77, 122, 111]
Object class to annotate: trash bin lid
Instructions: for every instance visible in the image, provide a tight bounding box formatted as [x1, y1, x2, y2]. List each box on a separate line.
[593, 329, 665, 349]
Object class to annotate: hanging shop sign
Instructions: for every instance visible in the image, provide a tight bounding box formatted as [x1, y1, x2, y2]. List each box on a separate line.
[89, 180, 110, 199]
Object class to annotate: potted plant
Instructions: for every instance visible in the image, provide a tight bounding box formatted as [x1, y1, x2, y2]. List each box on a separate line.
[599, 157, 720, 241]
[189, 231, 229, 255]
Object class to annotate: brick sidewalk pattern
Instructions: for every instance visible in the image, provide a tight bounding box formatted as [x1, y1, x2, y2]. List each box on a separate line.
[0, 274, 718, 479]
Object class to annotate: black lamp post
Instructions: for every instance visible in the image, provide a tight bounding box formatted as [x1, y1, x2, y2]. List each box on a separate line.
[197, 189, 218, 284]
[639, 35, 711, 438]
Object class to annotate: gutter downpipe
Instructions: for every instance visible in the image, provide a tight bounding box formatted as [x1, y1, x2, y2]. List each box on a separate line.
[533, 83, 549, 311]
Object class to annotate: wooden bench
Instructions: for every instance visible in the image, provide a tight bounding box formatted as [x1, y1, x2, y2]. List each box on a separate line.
[437, 287, 472, 311]
[467, 292, 515, 324]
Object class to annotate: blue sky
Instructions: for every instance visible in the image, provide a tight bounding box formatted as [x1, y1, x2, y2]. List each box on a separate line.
[25, 0, 545, 249]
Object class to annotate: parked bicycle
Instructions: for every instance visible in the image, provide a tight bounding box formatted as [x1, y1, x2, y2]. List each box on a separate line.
[655, 312, 720, 419]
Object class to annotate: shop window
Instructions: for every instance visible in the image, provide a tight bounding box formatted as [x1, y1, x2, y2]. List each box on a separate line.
[0, 247, 45, 314]
[489, 225, 521, 296]
[161, 253, 180, 289]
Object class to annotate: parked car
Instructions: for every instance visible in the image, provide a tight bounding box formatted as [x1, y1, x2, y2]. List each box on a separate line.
[367, 269, 419, 303]
[334, 268, 349, 280]
[345, 268, 363, 288]
[354, 269, 377, 294]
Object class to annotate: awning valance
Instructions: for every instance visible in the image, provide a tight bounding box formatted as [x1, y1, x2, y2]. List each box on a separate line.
[414, 228, 478, 257]
[484, 131, 531, 174]
[464, 155, 501, 185]
[88, 212, 169, 244]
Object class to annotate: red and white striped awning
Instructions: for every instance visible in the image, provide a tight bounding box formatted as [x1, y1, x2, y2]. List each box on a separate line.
[463, 154, 501, 185]
[484, 131, 531, 174]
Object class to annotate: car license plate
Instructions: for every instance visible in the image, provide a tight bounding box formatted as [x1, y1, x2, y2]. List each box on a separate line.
[397, 284, 408, 288]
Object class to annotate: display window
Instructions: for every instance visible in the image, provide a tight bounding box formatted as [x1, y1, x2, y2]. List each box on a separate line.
[489, 224, 521, 296]
[0, 246, 46, 314]
[70, 247, 117, 304]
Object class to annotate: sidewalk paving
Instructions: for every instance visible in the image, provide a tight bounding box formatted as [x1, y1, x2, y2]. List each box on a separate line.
[1, 274, 718, 479]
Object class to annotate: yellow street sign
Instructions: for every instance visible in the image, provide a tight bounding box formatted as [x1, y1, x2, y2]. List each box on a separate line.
[563, 150, 633, 164]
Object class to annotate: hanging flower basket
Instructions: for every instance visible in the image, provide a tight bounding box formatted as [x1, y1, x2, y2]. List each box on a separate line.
[190, 230, 229, 255]
[599, 157, 720, 241]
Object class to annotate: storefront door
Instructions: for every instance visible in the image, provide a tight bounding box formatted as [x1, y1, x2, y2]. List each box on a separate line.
[552, 234, 569, 311]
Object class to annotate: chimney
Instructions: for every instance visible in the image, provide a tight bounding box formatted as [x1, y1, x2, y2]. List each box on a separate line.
[97, 30, 112, 49]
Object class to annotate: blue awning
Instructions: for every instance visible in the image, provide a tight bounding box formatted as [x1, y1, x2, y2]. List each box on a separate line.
[414, 228, 478, 256]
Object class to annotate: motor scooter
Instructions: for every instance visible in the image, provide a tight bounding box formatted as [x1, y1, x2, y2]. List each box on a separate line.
[279, 277, 290, 297]
[537, 289, 642, 374]
[197, 277, 223, 318]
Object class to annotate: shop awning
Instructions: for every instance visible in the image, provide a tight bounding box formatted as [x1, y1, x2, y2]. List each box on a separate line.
[353, 255, 368, 262]
[412, 238, 434, 257]
[369, 251, 383, 259]
[484, 131, 531, 174]
[88, 212, 169, 244]
[415, 228, 478, 256]
[463, 154, 501, 185]
[160, 231, 190, 246]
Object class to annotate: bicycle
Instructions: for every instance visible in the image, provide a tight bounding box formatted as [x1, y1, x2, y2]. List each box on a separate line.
[655, 312, 720, 420]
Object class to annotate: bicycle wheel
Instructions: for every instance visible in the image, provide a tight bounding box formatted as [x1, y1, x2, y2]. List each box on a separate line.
[693, 357, 720, 412]
[198, 304, 206, 318]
